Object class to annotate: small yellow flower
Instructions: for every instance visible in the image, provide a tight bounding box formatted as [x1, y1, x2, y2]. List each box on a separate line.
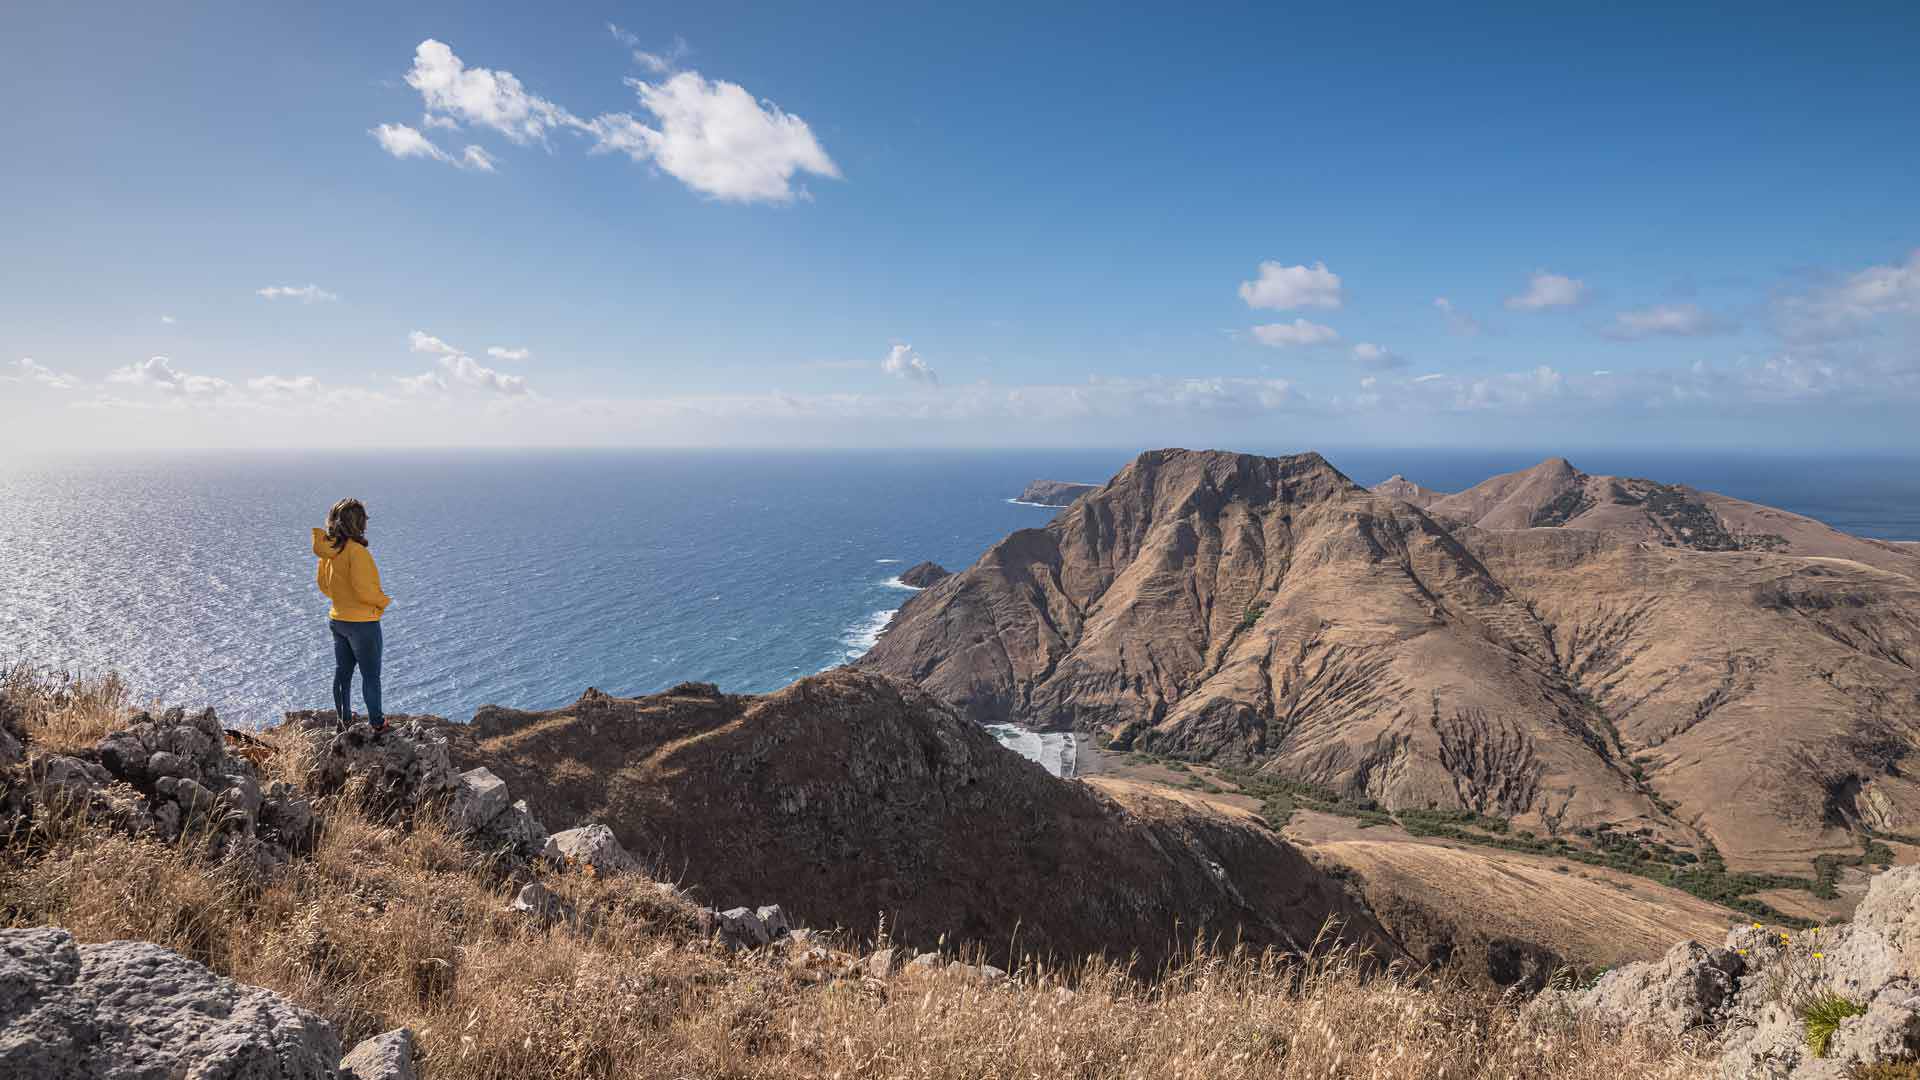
[1813, 952, 1824, 959]
[1752, 922, 1764, 930]
[1737, 949, 1748, 956]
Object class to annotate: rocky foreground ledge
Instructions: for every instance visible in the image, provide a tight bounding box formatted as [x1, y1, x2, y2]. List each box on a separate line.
[0, 698, 1058, 1077]
[1532, 862, 1920, 1078]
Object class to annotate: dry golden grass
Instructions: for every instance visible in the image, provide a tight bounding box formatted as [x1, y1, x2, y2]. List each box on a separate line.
[3, 664, 133, 754]
[0, 674, 1713, 1079]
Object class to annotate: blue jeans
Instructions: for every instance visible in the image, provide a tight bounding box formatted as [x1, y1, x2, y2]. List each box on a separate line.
[329, 619, 384, 729]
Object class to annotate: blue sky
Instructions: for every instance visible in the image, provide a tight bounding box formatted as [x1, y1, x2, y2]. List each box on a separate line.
[1, 1, 1916, 451]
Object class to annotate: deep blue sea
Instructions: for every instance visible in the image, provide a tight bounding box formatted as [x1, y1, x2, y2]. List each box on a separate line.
[3, 448, 1918, 738]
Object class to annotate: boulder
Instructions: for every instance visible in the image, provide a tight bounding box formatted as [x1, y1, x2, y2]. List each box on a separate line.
[1573, 940, 1745, 1036]
[862, 946, 899, 979]
[341, 1027, 417, 1080]
[451, 768, 510, 832]
[711, 907, 771, 950]
[0, 926, 342, 1079]
[543, 823, 637, 874]
[755, 904, 791, 940]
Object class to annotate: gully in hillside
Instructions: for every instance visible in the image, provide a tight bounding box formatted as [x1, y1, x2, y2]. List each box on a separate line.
[310, 498, 394, 733]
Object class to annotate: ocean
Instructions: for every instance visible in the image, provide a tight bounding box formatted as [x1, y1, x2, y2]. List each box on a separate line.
[3, 448, 1918, 776]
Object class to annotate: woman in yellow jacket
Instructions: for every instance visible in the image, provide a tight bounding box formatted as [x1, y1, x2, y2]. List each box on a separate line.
[311, 498, 393, 732]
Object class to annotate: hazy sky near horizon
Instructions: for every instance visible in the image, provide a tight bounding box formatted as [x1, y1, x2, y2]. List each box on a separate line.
[2, 2, 1916, 452]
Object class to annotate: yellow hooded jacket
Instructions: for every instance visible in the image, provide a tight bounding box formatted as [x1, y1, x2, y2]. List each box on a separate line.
[311, 528, 392, 622]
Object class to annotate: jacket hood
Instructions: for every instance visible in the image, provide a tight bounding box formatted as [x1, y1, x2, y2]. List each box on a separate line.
[311, 527, 344, 559]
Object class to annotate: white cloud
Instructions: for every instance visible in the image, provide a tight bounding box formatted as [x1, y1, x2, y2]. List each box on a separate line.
[1350, 342, 1408, 371]
[408, 330, 462, 355]
[246, 375, 323, 396]
[5, 358, 81, 391]
[398, 332, 531, 396]
[881, 344, 938, 384]
[406, 39, 578, 144]
[370, 122, 497, 171]
[107, 356, 232, 396]
[256, 284, 339, 303]
[587, 72, 840, 203]
[1238, 261, 1344, 310]
[1505, 270, 1586, 311]
[1778, 249, 1920, 340]
[381, 40, 837, 204]
[487, 345, 531, 361]
[371, 122, 448, 161]
[1604, 303, 1722, 340]
[160, 315, 176, 325]
[1433, 297, 1483, 336]
[1413, 373, 1447, 383]
[1250, 318, 1339, 348]
[439, 354, 528, 395]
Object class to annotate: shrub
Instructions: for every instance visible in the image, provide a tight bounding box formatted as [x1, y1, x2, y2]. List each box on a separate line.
[1802, 991, 1867, 1058]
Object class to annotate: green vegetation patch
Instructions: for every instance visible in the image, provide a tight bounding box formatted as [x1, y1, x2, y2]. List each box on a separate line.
[1801, 991, 1867, 1058]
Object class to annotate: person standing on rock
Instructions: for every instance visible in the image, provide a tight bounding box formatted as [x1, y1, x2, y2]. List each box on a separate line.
[311, 498, 392, 733]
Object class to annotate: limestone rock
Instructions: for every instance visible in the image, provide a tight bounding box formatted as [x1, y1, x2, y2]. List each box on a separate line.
[452, 767, 510, 832]
[342, 1027, 417, 1080]
[712, 907, 771, 950]
[861, 946, 898, 979]
[543, 823, 635, 874]
[1575, 940, 1744, 1036]
[308, 719, 458, 813]
[755, 904, 790, 940]
[0, 926, 342, 1079]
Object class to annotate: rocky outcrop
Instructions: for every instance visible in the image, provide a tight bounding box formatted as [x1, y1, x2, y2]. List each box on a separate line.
[860, 448, 1920, 875]
[1016, 480, 1097, 506]
[441, 669, 1397, 971]
[341, 1028, 418, 1080]
[291, 716, 548, 857]
[897, 561, 951, 588]
[1537, 864, 1920, 1077]
[0, 927, 343, 1079]
[0, 706, 319, 868]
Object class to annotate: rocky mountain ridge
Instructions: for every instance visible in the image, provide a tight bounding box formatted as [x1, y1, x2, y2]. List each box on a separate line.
[860, 448, 1920, 879]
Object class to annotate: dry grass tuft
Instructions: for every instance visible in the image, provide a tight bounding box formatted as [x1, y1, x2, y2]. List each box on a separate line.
[4, 664, 133, 753]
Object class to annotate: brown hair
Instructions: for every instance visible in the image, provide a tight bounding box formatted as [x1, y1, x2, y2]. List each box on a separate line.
[325, 498, 369, 550]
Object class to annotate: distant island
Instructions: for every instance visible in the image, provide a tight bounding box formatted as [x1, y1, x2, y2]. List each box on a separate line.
[1014, 479, 1098, 506]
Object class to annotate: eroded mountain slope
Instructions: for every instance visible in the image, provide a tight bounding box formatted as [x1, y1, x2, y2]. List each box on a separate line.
[861, 449, 1920, 874]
